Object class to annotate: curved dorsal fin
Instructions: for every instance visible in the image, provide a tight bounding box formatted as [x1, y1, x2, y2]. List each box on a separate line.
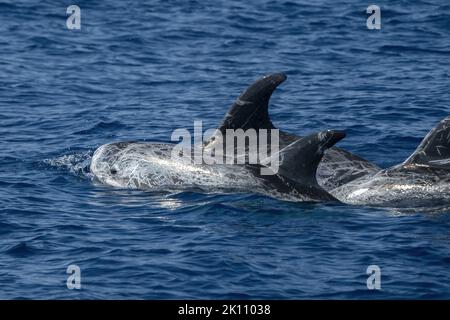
[217, 73, 286, 133]
[403, 116, 450, 168]
[265, 130, 346, 186]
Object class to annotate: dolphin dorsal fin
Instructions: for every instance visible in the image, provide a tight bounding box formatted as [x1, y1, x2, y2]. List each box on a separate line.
[217, 73, 286, 133]
[403, 116, 450, 168]
[266, 130, 346, 186]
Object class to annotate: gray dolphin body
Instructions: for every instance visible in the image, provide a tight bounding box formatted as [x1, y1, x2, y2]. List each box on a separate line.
[90, 73, 378, 201]
[201, 73, 380, 191]
[91, 130, 344, 202]
[331, 116, 450, 207]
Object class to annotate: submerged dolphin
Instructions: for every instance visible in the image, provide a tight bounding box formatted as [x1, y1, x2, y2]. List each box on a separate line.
[90, 73, 377, 201]
[331, 116, 450, 207]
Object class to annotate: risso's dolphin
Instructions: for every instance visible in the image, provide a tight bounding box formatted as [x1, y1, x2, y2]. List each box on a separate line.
[90, 73, 377, 201]
[91, 130, 345, 202]
[201, 73, 380, 191]
[331, 116, 450, 207]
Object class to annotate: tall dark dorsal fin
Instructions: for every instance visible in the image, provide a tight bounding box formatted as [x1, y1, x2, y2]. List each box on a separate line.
[217, 73, 287, 133]
[266, 130, 346, 186]
[403, 116, 450, 168]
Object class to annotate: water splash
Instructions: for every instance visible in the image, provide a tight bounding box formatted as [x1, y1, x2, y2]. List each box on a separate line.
[42, 150, 93, 178]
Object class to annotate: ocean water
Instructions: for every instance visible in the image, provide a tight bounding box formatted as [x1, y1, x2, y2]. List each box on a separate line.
[1, 0, 450, 299]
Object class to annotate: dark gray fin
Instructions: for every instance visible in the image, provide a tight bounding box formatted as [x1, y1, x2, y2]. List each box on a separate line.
[267, 130, 346, 186]
[217, 73, 287, 133]
[403, 116, 450, 169]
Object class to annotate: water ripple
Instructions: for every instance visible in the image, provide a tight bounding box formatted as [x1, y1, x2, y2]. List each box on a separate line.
[0, 0, 449, 299]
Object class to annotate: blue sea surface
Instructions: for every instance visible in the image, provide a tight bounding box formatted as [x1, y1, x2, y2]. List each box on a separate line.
[1, 0, 450, 299]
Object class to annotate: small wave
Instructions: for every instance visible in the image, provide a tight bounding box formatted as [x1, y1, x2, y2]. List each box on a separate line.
[0, 3, 17, 10]
[4, 242, 35, 257]
[73, 121, 126, 135]
[388, 205, 450, 215]
[0, 221, 17, 235]
[379, 45, 450, 56]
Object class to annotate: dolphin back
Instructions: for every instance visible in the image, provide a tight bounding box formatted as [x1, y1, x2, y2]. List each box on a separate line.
[403, 116, 450, 169]
[263, 130, 346, 192]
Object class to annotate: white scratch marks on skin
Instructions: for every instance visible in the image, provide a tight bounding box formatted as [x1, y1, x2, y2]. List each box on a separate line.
[436, 145, 447, 156]
[331, 166, 450, 207]
[350, 188, 368, 197]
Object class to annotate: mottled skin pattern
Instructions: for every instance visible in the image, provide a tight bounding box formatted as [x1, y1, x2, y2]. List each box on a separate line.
[331, 165, 450, 207]
[90, 72, 380, 202]
[201, 73, 380, 191]
[278, 131, 380, 191]
[331, 116, 450, 207]
[319, 148, 380, 191]
[403, 116, 450, 169]
[202, 130, 380, 191]
[90, 142, 335, 202]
